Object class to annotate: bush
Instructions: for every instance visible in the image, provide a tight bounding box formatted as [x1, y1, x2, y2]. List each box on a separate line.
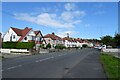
[55, 44, 66, 49]
[46, 43, 51, 49]
[82, 44, 88, 48]
[16, 42, 35, 49]
[2, 42, 17, 49]
[2, 42, 35, 49]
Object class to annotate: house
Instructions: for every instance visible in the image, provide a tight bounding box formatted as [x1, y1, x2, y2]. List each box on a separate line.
[75, 38, 83, 47]
[63, 37, 78, 48]
[44, 32, 63, 48]
[34, 30, 46, 50]
[3, 27, 45, 50]
[0, 33, 2, 48]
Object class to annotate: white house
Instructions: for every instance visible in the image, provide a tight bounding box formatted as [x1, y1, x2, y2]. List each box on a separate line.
[3, 27, 46, 50]
[44, 32, 63, 48]
[63, 37, 83, 48]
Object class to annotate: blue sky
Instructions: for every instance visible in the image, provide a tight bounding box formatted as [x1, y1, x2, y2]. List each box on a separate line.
[2, 2, 118, 39]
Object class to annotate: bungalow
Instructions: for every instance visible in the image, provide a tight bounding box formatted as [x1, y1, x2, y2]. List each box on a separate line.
[3, 27, 46, 50]
[44, 32, 63, 48]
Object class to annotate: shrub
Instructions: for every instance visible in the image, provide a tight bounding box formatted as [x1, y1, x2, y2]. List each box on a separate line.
[82, 44, 88, 48]
[2, 42, 17, 49]
[55, 44, 66, 49]
[2, 42, 35, 49]
[46, 43, 51, 49]
[16, 42, 35, 49]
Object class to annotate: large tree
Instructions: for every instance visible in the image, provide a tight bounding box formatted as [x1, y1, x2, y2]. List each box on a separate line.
[100, 35, 113, 46]
[114, 34, 120, 46]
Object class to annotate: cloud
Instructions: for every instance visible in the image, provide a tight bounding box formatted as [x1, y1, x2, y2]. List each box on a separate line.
[61, 11, 85, 22]
[14, 13, 75, 28]
[64, 3, 75, 11]
[56, 30, 79, 38]
[14, 3, 86, 29]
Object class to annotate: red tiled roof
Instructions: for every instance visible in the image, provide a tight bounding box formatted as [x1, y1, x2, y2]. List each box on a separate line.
[11, 27, 32, 42]
[76, 38, 83, 43]
[11, 27, 23, 36]
[63, 37, 73, 42]
[44, 33, 62, 40]
[18, 27, 32, 41]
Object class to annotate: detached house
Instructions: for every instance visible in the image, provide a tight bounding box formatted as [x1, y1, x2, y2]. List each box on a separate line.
[44, 32, 63, 48]
[3, 27, 46, 50]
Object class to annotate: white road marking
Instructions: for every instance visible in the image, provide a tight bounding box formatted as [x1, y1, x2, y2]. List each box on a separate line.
[35, 56, 54, 63]
[7, 65, 22, 70]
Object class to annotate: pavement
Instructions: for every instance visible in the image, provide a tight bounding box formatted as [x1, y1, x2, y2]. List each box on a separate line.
[2, 48, 107, 79]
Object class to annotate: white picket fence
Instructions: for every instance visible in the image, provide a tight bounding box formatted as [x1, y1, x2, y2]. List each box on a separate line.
[0, 48, 29, 53]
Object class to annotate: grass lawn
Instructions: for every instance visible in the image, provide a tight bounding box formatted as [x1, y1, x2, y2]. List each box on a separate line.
[100, 53, 120, 79]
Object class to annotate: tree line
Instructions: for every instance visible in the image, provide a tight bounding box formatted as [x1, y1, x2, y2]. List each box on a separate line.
[100, 34, 120, 48]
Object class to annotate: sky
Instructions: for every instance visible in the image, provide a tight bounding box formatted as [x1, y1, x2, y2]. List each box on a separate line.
[2, 2, 118, 39]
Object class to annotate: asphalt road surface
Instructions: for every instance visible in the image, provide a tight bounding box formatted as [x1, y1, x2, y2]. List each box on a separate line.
[2, 48, 107, 78]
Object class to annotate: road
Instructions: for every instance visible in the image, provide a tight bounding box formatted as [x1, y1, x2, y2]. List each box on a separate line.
[2, 48, 107, 79]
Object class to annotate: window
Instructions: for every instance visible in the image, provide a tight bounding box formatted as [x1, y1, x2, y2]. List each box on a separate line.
[32, 36, 34, 40]
[24, 37, 27, 40]
[13, 35, 15, 39]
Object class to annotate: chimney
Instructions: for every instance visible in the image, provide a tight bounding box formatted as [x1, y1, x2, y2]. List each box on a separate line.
[52, 32, 55, 35]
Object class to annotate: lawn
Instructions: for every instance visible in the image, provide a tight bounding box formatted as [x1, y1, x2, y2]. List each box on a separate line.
[100, 53, 120, 79]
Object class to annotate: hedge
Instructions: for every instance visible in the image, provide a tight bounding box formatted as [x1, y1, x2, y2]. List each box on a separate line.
[46, 43, 51, 49]
[2, 42, 35, 49]
[82, 44, 88, 48]
[55, 44, 66, 49]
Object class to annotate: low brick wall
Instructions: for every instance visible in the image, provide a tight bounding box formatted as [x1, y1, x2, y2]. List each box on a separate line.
[102, 48, 120, 52]
[0, 48, 29, 53]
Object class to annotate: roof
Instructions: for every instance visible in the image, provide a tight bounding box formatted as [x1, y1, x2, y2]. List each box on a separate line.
[11, 27, 32, 42]
[11, 27, 23, 36]
[44, 33, 62, 40]
[34, 30, 40, 35]
[76, 38, 83, 43]
[63, 37, 73, 42]
[63, 37, 83, 43]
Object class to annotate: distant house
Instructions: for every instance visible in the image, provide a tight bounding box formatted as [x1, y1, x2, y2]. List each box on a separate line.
[3, 27, 46, 50]
[0, 33, 2, 48]
[44, 32, 63, 48]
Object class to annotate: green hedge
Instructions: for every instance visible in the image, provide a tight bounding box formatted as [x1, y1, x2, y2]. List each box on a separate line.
[82, 44, 88, 48]
[46, 43, 51, 49]
[2, 42, 35, 49]
[55, 44, 66, 49]
[2, 42, 17, 49]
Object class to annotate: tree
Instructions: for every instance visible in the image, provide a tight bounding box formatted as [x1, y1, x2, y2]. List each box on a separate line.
[100, 35, 113, 46]
[114, 34, 120, 47]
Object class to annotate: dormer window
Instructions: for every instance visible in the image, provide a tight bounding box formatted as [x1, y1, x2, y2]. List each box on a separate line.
[24, 37, 27, 40]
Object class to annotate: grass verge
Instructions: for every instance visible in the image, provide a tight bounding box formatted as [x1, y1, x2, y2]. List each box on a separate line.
[100, 53, 120, 80]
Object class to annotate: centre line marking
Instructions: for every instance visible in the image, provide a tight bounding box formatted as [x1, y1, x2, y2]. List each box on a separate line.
[7, 65, 22, 70]
[35, 56, 54, 62]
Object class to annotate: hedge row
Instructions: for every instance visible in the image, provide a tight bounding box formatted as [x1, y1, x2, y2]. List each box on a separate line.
[55, 44, 66, 49]
[2, 42, 35, 49]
